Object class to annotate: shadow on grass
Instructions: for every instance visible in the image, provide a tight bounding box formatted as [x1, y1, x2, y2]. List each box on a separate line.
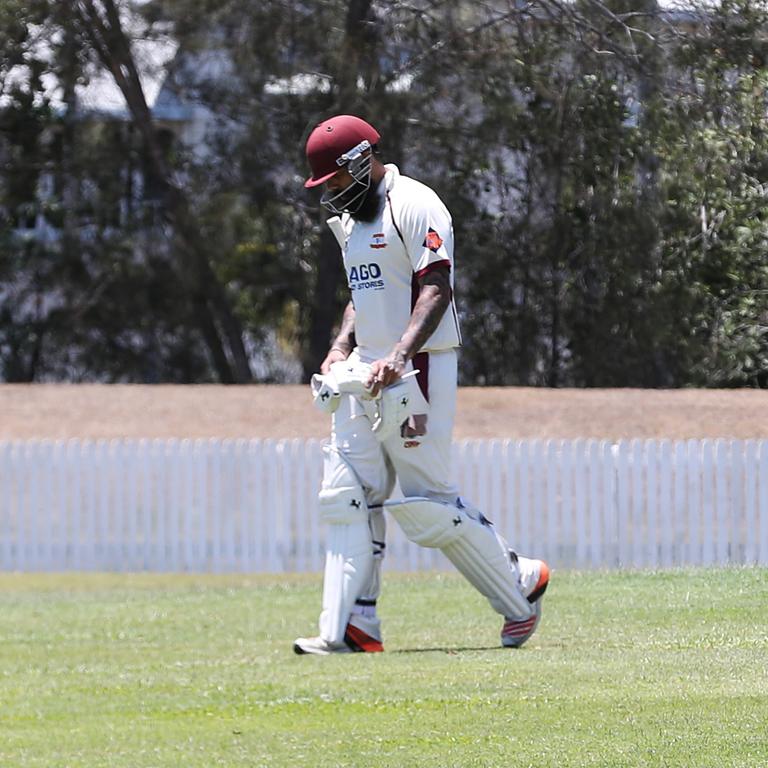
[391, 645, 505, 654]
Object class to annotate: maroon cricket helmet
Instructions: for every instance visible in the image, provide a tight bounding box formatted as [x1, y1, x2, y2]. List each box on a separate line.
[304, 115, 381, 188]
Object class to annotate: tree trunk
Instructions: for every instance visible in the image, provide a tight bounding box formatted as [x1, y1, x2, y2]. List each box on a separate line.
[75, 0, 252, 383]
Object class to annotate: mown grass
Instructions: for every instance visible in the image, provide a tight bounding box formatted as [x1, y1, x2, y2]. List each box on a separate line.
[0, 568, 766, 767]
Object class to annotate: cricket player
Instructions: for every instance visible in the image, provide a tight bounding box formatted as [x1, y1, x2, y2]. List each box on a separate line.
[294, 114, 549, 655]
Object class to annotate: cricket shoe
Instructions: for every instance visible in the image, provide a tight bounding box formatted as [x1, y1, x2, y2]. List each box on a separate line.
[293, 623, 384, 655]
[500, 554, 550, 648]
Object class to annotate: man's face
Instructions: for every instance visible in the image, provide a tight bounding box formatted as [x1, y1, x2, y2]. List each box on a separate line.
[325, 167, 355, 196]
[321, 164, 369, 216]
[319, 151, 380, 220]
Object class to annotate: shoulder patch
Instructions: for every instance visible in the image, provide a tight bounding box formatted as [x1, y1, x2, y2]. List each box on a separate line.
[423, 228, 443, 252]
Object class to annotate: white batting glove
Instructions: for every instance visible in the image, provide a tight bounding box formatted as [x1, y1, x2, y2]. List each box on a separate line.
[370, 378, 417, 441]
[369, 369, 425, 442]
[310, 373, 341, 414]
[310, 359, 376, 415]
[328, 360, 376, 398]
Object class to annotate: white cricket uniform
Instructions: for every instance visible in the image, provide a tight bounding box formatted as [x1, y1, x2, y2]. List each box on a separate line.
[340, 164, 461, 362]
[310, 165, 539, 648]
[331, 164, 462, 503]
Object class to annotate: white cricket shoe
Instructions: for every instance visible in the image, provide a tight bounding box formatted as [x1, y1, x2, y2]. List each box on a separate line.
[292, 636, 352, 655]
[293, 623, 384, 655]
[500, 554, 550, 648]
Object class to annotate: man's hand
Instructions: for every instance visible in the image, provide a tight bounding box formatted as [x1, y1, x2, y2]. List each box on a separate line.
[366, 350, 407, 397]
[320, 347, 349, 375]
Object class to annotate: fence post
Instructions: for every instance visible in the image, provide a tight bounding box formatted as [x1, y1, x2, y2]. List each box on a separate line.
[603, 442, 616, 568]
[587, 441, 602, 568]
[672, 442, 686, 566]
[574, 439, 588, 569]
[556, 440, 570, 567]
[517, 440, 530, 557]
[714, 440, 730, 565]
[759, 441, 768, 565]
[546, 440, 561, 566]
[614, 441, 630, 568]
[531, 440, 545, 562]
[744, 440, 757, 565]
[701, 441, 715, 565]
[655, 440, 675, 568]
[730, 440, 744, 565]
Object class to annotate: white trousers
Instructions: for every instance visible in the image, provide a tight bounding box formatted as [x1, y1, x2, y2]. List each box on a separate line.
[317, 347, 533, 640]
[330, 348, 460, 504]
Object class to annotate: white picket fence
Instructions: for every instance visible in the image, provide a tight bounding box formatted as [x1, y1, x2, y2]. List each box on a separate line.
[1, 438, 767, 572]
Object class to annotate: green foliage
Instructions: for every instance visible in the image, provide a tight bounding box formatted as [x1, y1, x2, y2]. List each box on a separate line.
[654, 0, 768, 386]
[407, 6, 668, 385]
[2, 0, 768, 384]
[0, 570, 766, 766]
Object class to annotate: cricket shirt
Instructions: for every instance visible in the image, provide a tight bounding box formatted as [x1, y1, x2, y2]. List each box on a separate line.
[335, 164, 462, 362]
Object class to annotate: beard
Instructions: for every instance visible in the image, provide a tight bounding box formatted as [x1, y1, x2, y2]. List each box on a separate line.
[349, 180, 384, 223]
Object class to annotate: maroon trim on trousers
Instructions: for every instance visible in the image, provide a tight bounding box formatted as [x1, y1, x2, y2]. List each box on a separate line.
[414, 259, 451, 279]
[412, 351, 430, 403]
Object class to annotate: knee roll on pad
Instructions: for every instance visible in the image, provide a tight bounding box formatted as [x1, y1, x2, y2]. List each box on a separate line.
[385, 497, 532, 620]
[319, 445, 369, 524]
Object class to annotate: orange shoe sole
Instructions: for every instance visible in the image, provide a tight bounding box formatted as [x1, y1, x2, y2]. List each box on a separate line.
[527, 560, 550, 604]
[344, 624, 384, 653]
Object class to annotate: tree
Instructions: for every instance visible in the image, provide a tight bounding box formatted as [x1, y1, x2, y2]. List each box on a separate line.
[654, 0, 768, 386]
[73, 0, 253, 382]
[3, 0, 768, 388]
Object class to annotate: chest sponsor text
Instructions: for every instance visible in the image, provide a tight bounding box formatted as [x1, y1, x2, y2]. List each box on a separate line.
[348, 262, 385, 291]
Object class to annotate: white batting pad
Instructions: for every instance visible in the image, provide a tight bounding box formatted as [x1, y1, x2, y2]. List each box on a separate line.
[385, 497, 532, 620]
[319, 522, 374, 644]
[317, 445, 377, 643]
[318, 445, 369, 525]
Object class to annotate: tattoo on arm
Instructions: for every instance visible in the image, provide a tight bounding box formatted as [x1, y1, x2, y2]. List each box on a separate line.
[394, 267, 451, 362]
[331, 301, 356, 354]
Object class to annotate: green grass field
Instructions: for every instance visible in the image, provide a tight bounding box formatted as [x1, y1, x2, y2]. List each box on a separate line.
[1, 568, 767, 768]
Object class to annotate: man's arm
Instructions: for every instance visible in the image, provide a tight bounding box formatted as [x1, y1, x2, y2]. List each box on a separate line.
[320, 300, 356, 374]
[367, 266, 451, 393]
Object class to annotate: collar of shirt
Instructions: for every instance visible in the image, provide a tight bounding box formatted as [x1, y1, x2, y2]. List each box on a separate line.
[383, 163, 400, 194]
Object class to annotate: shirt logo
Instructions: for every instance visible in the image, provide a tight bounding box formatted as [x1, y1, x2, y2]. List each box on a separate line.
[348, 262, 385, 291]
[370, 233, 386, 249]
[423, 228, 443, 252]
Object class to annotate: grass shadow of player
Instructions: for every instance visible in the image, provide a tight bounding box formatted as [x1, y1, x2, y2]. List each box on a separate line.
[391, 645, 505, 654]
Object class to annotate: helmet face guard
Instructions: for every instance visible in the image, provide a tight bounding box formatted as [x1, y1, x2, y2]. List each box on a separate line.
[320, 140, 373, 215]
